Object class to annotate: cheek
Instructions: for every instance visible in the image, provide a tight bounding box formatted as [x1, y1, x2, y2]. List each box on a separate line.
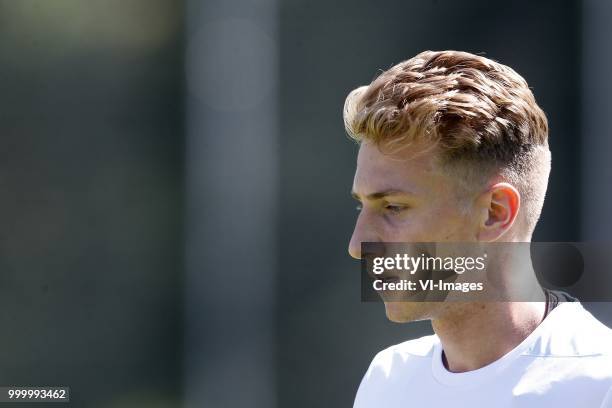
[391, 207, 474, 241]
[381, 213, 439, 241]
[427, 207, 476, 240]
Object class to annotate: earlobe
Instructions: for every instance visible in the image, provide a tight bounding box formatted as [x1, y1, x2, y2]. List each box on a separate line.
[478, 183, 520, 241]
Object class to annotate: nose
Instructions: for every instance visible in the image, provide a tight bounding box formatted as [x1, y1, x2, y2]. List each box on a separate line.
[348, 230, 362, 260]
[348, 211, 380, 260]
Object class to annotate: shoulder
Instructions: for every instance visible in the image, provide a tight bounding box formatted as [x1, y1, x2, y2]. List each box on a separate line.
[354, 334, 437, 407]
[513, 303, 612, 404]
[524, 302, 612, 358]
[362, 334, 437, 381]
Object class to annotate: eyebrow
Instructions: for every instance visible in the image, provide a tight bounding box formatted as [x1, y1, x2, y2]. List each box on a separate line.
[351, 189, 415, 200]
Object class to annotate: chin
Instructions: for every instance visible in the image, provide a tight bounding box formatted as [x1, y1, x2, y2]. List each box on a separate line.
[384, 301, 428, 323]
[385, 302, 423, 323]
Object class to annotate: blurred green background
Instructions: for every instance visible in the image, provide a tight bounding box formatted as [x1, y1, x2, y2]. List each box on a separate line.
[0, 0, 610, 407]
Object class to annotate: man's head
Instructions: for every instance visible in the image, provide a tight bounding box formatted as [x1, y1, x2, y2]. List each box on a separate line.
[344, 50, 550, 322]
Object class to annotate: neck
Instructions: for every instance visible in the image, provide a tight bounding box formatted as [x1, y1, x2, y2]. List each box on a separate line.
[432, 296, 546, 372]
[432, 247, 546, 372]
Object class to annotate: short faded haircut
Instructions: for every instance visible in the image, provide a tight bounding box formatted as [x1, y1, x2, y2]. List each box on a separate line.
[343, 50, 550, 234]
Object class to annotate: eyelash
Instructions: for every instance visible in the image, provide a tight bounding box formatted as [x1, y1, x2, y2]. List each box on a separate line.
[354, 203, 407, 213]
[384, 204, 407, 214]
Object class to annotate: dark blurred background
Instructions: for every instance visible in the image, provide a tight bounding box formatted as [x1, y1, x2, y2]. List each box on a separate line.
[0, 0, 610, 407]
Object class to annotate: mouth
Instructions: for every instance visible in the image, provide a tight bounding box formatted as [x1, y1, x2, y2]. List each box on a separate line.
[366, 269, 401, 282]
[380, 275, 400, 284]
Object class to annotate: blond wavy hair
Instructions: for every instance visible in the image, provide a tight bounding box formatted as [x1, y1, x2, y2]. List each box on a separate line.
[343, 50, 551, 235]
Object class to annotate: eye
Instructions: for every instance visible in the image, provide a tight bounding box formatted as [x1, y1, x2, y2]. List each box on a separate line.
[355, 203, 363, 211]
[384, 204, 407, 214]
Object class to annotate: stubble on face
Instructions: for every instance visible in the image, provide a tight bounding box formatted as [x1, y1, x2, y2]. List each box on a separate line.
[351, 141, 484, 322]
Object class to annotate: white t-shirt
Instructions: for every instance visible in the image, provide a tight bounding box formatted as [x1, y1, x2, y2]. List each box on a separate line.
[354, 302, 612, 407]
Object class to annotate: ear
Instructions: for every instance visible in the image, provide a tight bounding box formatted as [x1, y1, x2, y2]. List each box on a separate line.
[476, 182, 520, 242]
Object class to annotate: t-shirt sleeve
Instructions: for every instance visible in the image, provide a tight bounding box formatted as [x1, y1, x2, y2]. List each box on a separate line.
[600, 385, 612, 408]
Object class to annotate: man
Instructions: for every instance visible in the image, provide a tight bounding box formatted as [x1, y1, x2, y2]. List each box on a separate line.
[344, 50, 612, 407]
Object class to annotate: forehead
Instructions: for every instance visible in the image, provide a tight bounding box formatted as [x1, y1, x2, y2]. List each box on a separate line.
[353, 141, 444, 195]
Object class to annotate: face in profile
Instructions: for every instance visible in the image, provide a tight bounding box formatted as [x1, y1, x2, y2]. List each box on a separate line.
[345, 51, 548, 322]
[349, 141, 484, 322]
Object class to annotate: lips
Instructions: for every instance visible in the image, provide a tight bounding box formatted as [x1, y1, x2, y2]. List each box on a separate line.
[380, 275, 400, 284]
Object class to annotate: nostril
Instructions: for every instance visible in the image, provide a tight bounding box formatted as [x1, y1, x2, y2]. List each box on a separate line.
[361, 242, 386, 259]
